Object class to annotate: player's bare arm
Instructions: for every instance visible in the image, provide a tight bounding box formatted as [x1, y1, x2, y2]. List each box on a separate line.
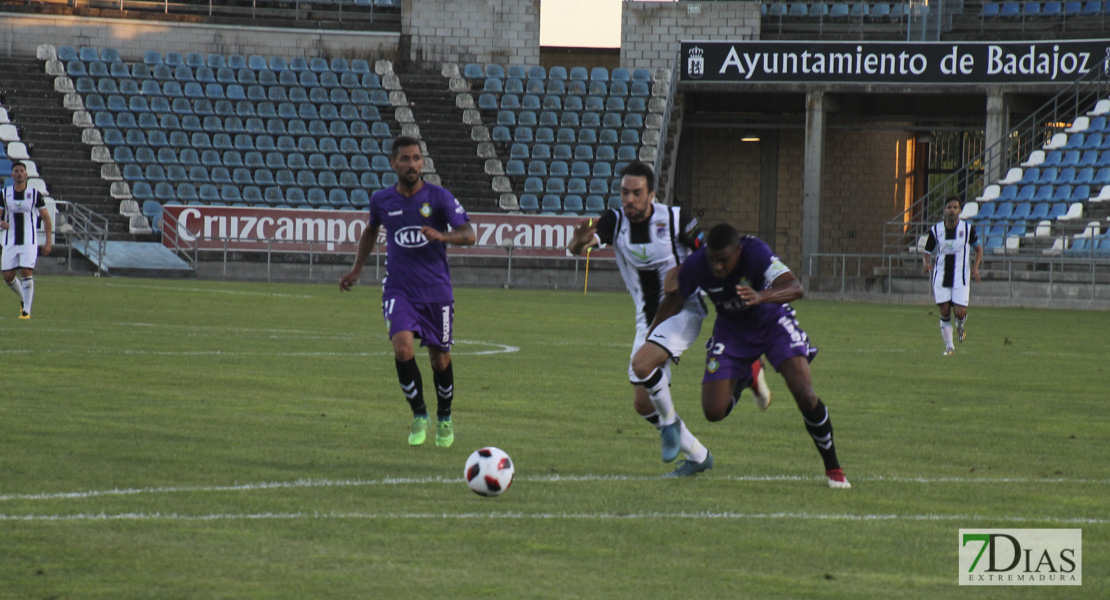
[922, 251, 932, 274]
[971, 246, 983, 283]
[567, 218, 598, 256]
[39, 207, 52, 256]
[339, 223, 380, 291]
[662, 265, 681, 295]
[421, 222, 476, 246]
[736, 272, 804, 307]
[647, 290, 687, 336]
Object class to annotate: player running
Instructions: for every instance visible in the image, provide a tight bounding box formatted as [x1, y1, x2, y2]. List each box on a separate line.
[569, 162, 770, 477]
[652, 223, 850, 489]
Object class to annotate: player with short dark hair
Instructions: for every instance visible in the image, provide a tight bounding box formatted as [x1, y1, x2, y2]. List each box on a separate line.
[923, 196, 982, 356]
[1, 161, 52, 319]
[569, 163, 769, 477]
[340, 136, 476, 447]
[652, 223, 850, 488]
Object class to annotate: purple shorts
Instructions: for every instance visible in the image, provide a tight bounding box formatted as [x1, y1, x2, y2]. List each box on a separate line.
[702, 313, 818, 383]
[382, 293, 454, 352]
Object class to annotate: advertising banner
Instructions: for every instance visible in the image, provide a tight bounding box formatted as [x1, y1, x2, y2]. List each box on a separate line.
[160, 206, 614, 258]
[680, 40, 1110, 85]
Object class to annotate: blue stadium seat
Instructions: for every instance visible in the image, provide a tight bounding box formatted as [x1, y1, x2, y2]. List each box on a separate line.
[585, 195, 606, 213]
[982, 2, 1001, 15]
[1050, 185, 1072, 203]
[529, 66, 546, 81]
[287, 56, 308, 73]
[350, 189, 370, 208]
[563, 195, 584, 214]
[518, 193, 539, 212]
[541, 194, 562, 213]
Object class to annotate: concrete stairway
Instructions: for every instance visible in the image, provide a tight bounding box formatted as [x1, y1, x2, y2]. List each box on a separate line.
[396, 71, 499, 212]
[0, 56, 128, 237]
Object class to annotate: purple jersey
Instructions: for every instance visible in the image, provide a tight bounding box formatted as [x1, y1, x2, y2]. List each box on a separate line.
[368, 182, 469, 303]
[678, 236, 794, 355]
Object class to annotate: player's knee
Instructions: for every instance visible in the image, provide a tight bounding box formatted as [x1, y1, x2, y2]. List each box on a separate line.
[629, 360, 654, 381]
[702, 400, 729, 422]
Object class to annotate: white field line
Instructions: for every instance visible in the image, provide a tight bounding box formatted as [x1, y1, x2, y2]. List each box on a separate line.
[101, 282, 316, 299]
[2, 473, 1106, 503]
[0, 339, 519, 358]
[0, 511, 1105, 524]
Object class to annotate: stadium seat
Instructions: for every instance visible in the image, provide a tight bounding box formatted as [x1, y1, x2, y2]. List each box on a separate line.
[518, 194, 540, 212]
[541, 194, 562, 212]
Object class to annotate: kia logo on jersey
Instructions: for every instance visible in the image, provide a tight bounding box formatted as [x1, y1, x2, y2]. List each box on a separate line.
[394, 226, 429, 248]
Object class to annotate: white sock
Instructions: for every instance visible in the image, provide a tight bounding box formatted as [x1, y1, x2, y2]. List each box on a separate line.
[7, 278, 23, 307]
[678, 420, 708, 463]
[956, 316, 966, 331]
[639, 365, 677, 426]
[21, 277, 33, 314]
[940, 317, 953, 348]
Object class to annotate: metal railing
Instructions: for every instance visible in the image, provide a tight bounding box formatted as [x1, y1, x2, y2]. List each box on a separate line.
[808, 251, 1110, 300]
[882, 64, 1110, 264]
[77, 0, 401, 24]
[654, 54, 680, 202]
[58, 200, 110, 275]
[191, 237, 614, 287]
[156, 208, 198, 272]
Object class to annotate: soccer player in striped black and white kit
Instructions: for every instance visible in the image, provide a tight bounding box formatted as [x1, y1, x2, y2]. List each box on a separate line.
[1, 161, 52, 319]
[923, 196, 982, 356]
[568, 162, 770, 477]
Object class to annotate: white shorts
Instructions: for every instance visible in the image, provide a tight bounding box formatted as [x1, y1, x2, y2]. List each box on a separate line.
[628, 294, 707, 379]
[933, 281, 970, 307]
[1, 244, 37, 272]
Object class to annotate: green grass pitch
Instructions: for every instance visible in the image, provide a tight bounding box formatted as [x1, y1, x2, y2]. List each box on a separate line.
[0, 276, 1106, 599]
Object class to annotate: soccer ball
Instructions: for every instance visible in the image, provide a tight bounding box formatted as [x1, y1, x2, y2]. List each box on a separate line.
[464, 447, 515, 497]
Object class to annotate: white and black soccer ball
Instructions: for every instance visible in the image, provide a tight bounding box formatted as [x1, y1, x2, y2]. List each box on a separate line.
[464, 447, 515, 497]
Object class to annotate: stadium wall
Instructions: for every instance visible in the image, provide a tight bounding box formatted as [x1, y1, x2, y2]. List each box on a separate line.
[621, 1, 759, 71]
[0, 13, 398, 61]
[683, 126, 915, 267]
[401, 0, 540, 69]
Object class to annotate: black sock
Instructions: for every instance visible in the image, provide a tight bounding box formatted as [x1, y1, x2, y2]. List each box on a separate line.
[641, 410, 661, 428]
[433, 361, 454, 420]
[802, 400, 840, 471]
[395, 358, 426, 416]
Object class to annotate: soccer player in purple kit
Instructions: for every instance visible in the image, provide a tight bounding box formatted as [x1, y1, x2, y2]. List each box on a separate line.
[340, 136, 476, 448]
[651, 223, 851, 488]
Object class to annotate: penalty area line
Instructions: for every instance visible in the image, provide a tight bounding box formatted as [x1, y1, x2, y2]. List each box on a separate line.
[0, 511, 1104, 525]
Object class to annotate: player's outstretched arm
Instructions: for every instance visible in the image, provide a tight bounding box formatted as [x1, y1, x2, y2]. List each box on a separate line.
[339, 223, 380, 291]
[567, 218, 598, 256]
[421, 222, 476, 246]
[737, 272, 804, 307]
